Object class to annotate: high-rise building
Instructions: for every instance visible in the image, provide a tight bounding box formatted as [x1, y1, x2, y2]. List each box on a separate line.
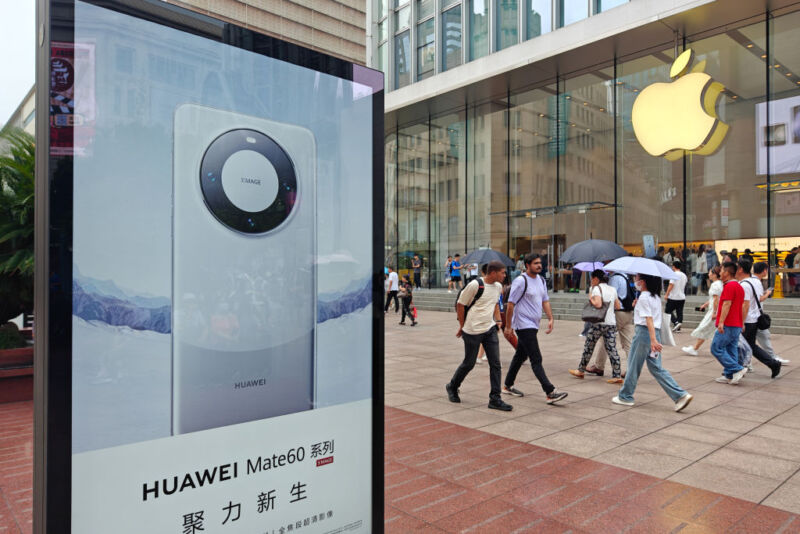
[370, 0, 800, 290]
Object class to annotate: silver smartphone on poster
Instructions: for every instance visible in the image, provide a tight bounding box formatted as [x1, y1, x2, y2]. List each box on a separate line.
[172, 104, 316, 435]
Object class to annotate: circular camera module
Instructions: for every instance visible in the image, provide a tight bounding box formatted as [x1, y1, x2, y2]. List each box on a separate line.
[200, 129, 298, 234]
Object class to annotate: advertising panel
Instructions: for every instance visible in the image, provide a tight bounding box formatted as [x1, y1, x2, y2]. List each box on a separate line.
[756, 96, 800, 174]
[35, 1, 383, 532]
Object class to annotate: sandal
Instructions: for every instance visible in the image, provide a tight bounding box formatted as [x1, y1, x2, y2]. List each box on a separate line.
[606, 377, 624, 384]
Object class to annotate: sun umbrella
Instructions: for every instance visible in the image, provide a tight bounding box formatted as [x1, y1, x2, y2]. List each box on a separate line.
[460, 248, 515, 268]
[573, 261, 605, 272]
[559, 239, 628, 264]
[604, 256, 679, 280]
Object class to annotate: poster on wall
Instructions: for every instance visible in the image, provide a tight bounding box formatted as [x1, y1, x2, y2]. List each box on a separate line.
[36, 1, 383, 532]
[756, 96, 800, 175]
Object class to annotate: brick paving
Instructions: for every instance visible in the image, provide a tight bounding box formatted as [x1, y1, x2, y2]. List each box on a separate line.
[0, 401, 32, 534]
[385, 406, 800, 533]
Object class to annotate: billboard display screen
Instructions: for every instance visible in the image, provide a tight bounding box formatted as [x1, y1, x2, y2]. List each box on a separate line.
[36, 1, 383, 532]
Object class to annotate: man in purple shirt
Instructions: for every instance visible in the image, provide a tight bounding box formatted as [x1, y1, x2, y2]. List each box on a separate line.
[503, 253, 568, 404]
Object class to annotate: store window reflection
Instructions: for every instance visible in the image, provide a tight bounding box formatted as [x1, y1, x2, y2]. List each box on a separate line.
[496, 0, 518, 52]
[769, 10, 800, 286]
[617, 50, 683, 255]
[469, 0, 489, 61]
[385, 133, 398, 266]
[442, 5, 463, 71]
[397, 123, 431, 278]
[526, 0, 551, 39]
[559, 0, 587, 27]
[432, 112, 466, 285]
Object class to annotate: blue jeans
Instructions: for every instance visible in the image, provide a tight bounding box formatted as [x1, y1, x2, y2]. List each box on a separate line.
[710, 326, 743, 378]
[618, 325, 687, 403]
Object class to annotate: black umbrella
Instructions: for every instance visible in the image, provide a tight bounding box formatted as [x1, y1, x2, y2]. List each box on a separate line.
[461, 248, 515, 268]
[559, 239, 628, 264]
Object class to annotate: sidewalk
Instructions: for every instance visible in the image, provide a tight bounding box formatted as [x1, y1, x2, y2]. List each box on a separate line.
[385, 310, 800, 515]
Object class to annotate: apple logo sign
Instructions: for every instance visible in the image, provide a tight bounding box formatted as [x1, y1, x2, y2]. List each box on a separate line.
[632, 49, 729, 161]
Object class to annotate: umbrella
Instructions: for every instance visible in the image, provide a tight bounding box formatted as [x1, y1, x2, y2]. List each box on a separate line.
[559, 239, 628, 264]
[604, 256, 679, 280]
[573, 261, 605, 272]
[460, 248, 515, 268]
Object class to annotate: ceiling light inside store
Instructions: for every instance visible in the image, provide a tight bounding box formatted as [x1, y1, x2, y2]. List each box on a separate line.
[776, 64, 781, 68]
[599, 108, 605, 112]
[746, 43, 753, 48]
[761, 54, 767, 58]
[539, 113, 544, 117]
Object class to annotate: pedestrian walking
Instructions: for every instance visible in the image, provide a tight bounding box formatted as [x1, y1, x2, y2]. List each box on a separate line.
[695, 244, 708, 294]
[384, 267, 399, 313]
[398, 274, 417, 326]
[569, 270, 624, 384]
[682, 266, 722, 356]
[709, 262, 748, 384]
[752, 262, 789, 364]
[445, 255, 454, 291]
[445, 261, 511, 411]
[737, 258, 782, 378]
[585, 270, 637, 377]
[612, 273, 693, 412]
[450, 254, 463, 289]
[501, 253, 568, 404]
[664, 260, 687, 332]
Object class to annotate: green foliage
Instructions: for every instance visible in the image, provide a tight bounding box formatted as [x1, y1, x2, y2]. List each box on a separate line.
[0, 128, 35, 324]
[0, 322, 26, 350]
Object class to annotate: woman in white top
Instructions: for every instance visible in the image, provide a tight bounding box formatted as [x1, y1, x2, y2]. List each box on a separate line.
[613, 273, 693, 412]
[682, 266, 723, 356]
[569, 270, 623, 383]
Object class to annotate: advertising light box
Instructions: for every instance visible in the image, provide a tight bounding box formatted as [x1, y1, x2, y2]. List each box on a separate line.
[34, 1, 384, 532]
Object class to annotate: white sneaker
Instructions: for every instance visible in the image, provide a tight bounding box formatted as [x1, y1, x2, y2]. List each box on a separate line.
[747, 365, 754, 373]
[731, 368, 747, 385]
[715, 376, 731, 384]
[672, 322, 682, 332]
[682, 346, 698, 356]
[674, 393, 693, 412]
[776, 357, 790, 364]
[612, 396, 634, 406]
[480, 355, 488, 362]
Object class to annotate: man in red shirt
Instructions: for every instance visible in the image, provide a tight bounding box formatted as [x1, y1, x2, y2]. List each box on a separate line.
[710, 262, 747, 384]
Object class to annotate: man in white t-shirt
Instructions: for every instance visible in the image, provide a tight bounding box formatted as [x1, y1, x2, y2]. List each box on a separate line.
[737, 258, 781, 378]
[384, 267, 399, 313]
[445, 261, 512, 411]
[664, 260, 687, 332]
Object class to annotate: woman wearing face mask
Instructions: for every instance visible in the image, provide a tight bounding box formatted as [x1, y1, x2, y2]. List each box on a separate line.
[682, 266, 723, 356]
[613, 273, 693, 412]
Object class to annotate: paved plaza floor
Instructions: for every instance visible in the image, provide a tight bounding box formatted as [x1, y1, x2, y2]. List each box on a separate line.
[385, 310, 800, 517]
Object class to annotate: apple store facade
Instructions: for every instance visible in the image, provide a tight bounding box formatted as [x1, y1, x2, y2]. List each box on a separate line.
[376, 0, 800, 289]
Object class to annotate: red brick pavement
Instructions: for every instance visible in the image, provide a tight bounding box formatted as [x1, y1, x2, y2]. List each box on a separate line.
[2, 400, 799, 533]
[0, 401, 32, 534]
[385, 407, 800, 533]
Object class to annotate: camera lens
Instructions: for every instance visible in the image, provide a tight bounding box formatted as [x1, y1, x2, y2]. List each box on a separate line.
[200, 129, 298, 234]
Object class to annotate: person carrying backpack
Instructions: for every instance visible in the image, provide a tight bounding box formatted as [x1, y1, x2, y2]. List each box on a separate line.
[445, 261, 512, 411]
[584, 270, 637, 377]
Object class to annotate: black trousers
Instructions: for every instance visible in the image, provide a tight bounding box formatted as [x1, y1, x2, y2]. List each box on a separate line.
[505, 328, 554, 395]
[400, 297, 414, 323]
[743, 322, 779, 371]
[384, 290, 398, 312]
[413, 272, 421, 289]
[449, 327, 501, 402]
[665, 299, 685, 325]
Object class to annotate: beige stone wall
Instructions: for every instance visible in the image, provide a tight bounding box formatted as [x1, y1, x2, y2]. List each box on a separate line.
[166, 0, 366, 65]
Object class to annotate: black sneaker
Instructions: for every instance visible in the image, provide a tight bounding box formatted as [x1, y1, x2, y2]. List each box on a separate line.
[488, 399, 513, 411]
[546, 390, 568, 404]
[445, 383, 461, 403]
[398, 321, 406, 325]
[772, 362, 782, 379]
[502, 385, 524, 397]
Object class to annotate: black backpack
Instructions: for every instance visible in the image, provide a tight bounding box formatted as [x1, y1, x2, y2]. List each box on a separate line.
[611, 273, 636, 312]
[455, 278, 484, 321]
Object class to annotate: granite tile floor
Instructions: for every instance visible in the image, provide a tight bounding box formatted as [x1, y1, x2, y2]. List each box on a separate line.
[385, 309, 800, 514]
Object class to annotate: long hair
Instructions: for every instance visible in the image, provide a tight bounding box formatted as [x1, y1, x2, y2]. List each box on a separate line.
[639, 273, 662, 297]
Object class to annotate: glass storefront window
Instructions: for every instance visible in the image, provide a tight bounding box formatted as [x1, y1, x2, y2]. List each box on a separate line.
[768, 11, 800, 274]
[378, 0, 389, 18]
[469, 0, 489, 61]
[417, 18, 435, 80]
[386, 133, 398, 265]
[526, 0, 551, 39]
[617, 51, 683, 256]
[394, 31, 411, 89]
[432, 112, 467, 284]
[442, 5, 463, 71]
[559, 0, 588, 27]
[496, 0, 519, 51]
[595, 0, 627, 13]
[398, 123, 431, 278]
[417, 0, 434, 20]
[378, 19, 388, 42]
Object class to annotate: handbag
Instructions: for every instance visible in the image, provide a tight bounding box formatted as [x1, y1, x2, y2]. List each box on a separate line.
[743, 281, 771, 330]
[581, 286, 609, 324]
[661, 308, 676, 346]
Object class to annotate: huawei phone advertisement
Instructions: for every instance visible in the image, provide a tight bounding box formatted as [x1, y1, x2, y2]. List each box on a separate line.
[56, 1, 380, 531]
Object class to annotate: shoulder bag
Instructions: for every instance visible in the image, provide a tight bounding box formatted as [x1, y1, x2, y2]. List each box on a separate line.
[743, 280, 771, 330]
[581, 286, 609, 324]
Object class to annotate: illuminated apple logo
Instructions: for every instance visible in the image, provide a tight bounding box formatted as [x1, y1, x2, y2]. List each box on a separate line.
[632, 49, 729, 161]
